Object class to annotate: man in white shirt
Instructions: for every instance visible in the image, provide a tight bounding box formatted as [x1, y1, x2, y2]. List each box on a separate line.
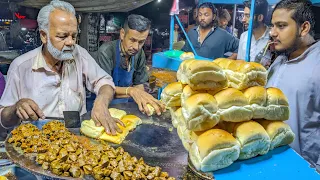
[237, 0, 271, 66]
[267, 0, 319, 171]
[0, 0, 124, 135]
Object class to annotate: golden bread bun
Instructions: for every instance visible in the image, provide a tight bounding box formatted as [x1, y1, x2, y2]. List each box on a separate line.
[264, 87, 290, 120]
[160, 82, 184, 107]
[189, 129, 240, 172]
[214, 88, 249, 109]
[80, 120, 105, 139]
[231, 121, 270, 159]
[109, 108, 127, 120]
[182, 93, 220, 131]
[257, 120, 295, 150]
[81, 114, 142, 144]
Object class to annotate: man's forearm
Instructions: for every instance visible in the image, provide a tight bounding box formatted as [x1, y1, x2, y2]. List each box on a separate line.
[0, 105, 20, 128]
[115, 86, 130, 98]
[115, 84, 144, 98]
[95, 85, 115, 106]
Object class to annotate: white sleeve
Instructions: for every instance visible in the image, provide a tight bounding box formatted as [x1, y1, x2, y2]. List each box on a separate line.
[237, 33, 246, 60]
[79, 46, 115, 95]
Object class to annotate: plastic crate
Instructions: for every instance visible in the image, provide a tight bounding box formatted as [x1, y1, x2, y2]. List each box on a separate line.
[152, 52, 211, 71]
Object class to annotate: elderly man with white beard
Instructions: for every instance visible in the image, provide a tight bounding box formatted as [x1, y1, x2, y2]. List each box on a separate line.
[0, 0, 125, 136]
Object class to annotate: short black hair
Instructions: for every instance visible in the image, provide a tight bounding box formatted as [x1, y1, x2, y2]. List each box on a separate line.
[198, 2, 217, 15]
[123, 14, 151, 32]
[244, 0, 269, 22]
[273, 0, 315, 36]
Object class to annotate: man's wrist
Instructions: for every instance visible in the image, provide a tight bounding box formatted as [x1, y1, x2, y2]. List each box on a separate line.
[94, 96, 110, 108]
[127, 87, 136, 97]
[125, 87, 131, 96]
[0, 105, 20, 129]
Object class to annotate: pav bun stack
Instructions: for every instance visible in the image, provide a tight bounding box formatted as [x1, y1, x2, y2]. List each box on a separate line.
[163, 58, 295, 173]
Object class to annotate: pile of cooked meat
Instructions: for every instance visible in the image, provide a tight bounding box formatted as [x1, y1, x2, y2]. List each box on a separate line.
[8, 121, 175, 180]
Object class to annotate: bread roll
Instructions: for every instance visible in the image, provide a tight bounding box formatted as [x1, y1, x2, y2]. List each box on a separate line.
[99, 115, 142, 144]
[265, 88, 290, 120]
[239, 62, 267, 73]
[227, 60, 246, 72]
[214, 88, 253, 122]
[181, 85, 221, 105]
[109, 108, 127, 120]
[99, 128, 129, 144]
[180, 52, 195, 60]
[178, 60, 228, 91]
[229, 62, 267, 90]
[189, 129, 240, 172]
[81, 108, 127, 139]
[161, 82, 184, 107]
[0, 176, 8, 180]
[81, 119, 129, 144]
[177, 123, 192, 151]
[146, 104, 155, 116]
[222, 121, 271, 159]
[257, 120, 295, 150]
[81, 115, 142, 144]
[121, 115, 142, 130]
[182, 93, 220, 131]
[181, 85, 207, 105]
[80, 120, 105, 139]
[170, 107, 182, 128]
[215, 59, 267, 90]
[243, 86, 267, 119]
[177, 59, 195, 84]
[214, 58, 233, 69]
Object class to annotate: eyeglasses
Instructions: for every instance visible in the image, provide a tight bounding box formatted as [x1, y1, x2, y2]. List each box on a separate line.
[240, 13, 258, 20]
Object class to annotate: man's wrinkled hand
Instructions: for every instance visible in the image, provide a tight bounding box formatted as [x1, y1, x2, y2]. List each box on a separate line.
[91, 97, 125, 136]
[15, 98, 44, 121]
[128, 87, 166, 116]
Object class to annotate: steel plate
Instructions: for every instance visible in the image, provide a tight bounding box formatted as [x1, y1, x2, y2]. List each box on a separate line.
[187, 156, 214, 180]
[5, 102, 210, 179]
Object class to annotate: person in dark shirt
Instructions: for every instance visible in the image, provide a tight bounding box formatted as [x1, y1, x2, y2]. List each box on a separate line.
[97, 14, 165, 116]
[183, 3, 239, 59]
[218, 9, 231, 31]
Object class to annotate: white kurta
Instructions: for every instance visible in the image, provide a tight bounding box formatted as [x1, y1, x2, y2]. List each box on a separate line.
[267, 41, 320, 171]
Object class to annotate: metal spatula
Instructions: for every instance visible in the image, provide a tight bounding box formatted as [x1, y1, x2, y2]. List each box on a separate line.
[45, 111, 80, 128]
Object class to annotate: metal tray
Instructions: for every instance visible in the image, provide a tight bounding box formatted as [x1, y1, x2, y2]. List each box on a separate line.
[187, 156, 214, 180]
[1, 141, 13, 167]
[0, 164, 38, 180]
[5, 102, 214, 179]
[5, 136, 83, 180]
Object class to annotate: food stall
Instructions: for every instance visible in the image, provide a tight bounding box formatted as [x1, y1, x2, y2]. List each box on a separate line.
[2, 103, 320, 179]
[147, 0, 319, 179]
[1, 0, 320, 180]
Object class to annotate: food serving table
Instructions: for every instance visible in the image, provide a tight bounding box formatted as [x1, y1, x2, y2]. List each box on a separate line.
[3, 102, 320, 179]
